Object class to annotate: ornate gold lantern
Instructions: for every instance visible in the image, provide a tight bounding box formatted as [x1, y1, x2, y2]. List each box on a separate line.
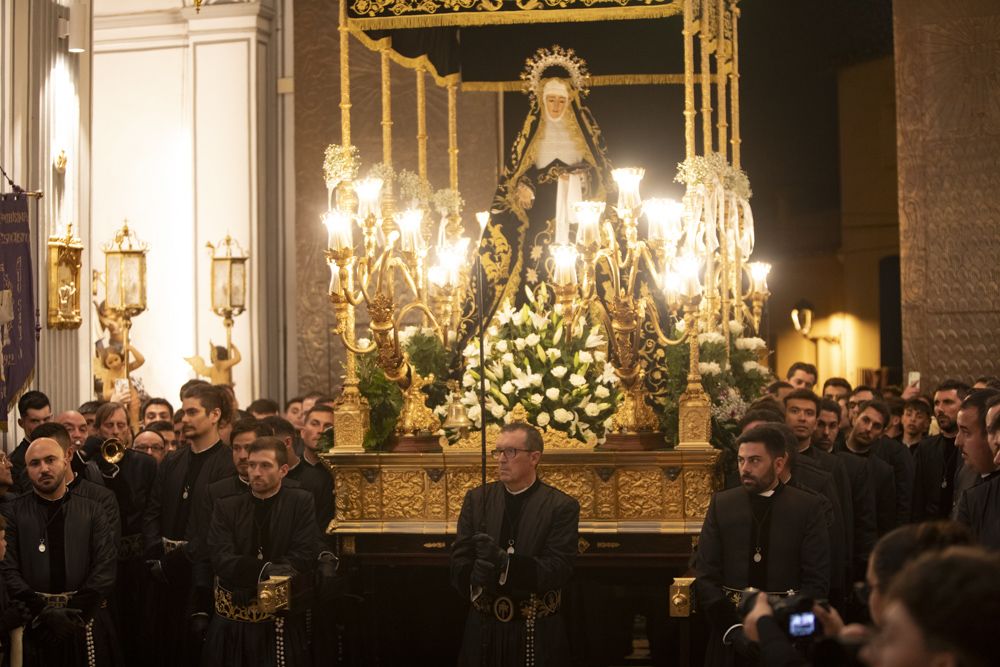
[47, 223, 83, 329]
[102, 220, 149, 379]
[207, 234, 249, 350]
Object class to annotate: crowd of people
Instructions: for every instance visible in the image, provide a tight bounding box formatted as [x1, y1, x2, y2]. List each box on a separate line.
[697, 362, 1000, 667]
[2, 362, 999, 667]
[1, 383, 340, 667]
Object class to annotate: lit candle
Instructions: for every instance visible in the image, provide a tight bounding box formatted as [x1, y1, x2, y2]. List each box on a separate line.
[677, 254, 702, 299]
[643, 198, 684, 243]
[748, 261, 771, 295]
[662, 268, 683, 310]
[322, 209, 353, 251]
[612, 168, 645, 213]
[573, 201, 605, 247]
[395, 208, 424, 253]
[354, 178, 383, 220]
[550, 245, 578, 286]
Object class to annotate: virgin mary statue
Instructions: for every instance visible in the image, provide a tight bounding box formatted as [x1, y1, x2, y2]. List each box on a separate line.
[457, 46, 614, 349]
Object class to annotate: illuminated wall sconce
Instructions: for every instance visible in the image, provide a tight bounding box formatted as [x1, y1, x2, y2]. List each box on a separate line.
[47, 223, 84, 329]
[68, 1, 88, 54]
[791, 299, 841, 344]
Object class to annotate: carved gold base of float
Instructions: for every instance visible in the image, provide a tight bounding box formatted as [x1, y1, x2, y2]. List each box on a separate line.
[599, 430, 666, 451]
[333, 385, 370, 452]
[322, 448, 721, 535]
[387, 433, 442, 453]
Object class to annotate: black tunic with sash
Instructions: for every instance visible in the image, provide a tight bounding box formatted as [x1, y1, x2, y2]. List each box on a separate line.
[143, 441, 236, 666]
[694, 483, 830, 667]
[0, 491, 119, 666]
[451, 479, 580, 667]
[203, 485, 319, 667]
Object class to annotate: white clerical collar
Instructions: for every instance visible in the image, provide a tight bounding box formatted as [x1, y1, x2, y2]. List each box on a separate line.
[504, 478, 536, 495]
[758, 488, 776, 497]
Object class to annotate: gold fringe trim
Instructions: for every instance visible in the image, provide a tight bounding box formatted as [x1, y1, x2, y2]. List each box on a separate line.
[346, 4, 682, 31]
[461, 73, 722, 91]
[349, 30, 461, 88]
[1, 368, 35, 432]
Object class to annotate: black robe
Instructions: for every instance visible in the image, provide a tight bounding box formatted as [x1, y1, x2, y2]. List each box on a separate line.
[0, 491, 119, 666]
[910, 433, 960, 521]
[956, 472, 1000, 549]
[837, 446, 897, 538]
[68, 476, 122, 544]
[788, 457, 847, 605]
[694, 484, 830, 667]
[203, 486, 319, 667]
[451, 480, 580, 667]
[143, 441, 236, 666]
[292, 458, 334, 530]
[870, 437, 915, 527]
[9, 438, 30, 494]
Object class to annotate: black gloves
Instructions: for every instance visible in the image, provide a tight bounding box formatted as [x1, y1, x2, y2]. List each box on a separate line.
[470, 559, 496, 587]
[728, 627, 760, 660]
[472, 533, 508, 570]
[145, 559, 168, 584]
[316, 553, 342, 601]
[37, 606, 85, 641]
[0, 600, 32, 632]
[189, 613, 210, 643]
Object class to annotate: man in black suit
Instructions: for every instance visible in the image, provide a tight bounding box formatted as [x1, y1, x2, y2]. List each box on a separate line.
[911, 380, 970, 521]
[695, 424, 830, 667]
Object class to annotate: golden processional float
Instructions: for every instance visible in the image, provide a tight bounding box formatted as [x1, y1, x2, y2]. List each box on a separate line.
[320, 0, 772, 626]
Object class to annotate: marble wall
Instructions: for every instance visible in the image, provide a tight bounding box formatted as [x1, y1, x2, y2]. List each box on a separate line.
[894, 1, 1000, 389]
[293, 0, 499, 395]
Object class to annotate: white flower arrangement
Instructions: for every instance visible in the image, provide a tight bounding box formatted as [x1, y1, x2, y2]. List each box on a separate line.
[699, 362, 723, 376]
[697, 331, 726, 346]
[735, 336, 767, 352]
[460, 287, 621, 442]
[742, 360, 765, 374]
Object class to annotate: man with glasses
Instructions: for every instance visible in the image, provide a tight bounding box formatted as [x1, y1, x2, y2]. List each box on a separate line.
[133, 428, 168, 464]
[450, 422, 580, 667]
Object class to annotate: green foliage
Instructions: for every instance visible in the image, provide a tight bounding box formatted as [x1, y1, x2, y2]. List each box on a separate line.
[405, 330, 450, 409]
[356, 352, 403, 451]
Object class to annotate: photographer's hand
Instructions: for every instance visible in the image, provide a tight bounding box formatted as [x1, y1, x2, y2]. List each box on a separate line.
[743, 593, 773, 643]
[813, 602, 843, 638]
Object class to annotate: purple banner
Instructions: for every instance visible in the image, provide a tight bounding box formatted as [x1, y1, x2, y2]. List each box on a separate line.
[0, 194, 35, 415]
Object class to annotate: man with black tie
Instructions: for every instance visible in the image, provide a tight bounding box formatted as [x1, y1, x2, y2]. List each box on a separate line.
[695, 424, 829, 667]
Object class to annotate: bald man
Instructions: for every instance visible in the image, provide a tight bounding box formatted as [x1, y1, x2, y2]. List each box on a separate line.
[54, 412, 105, 487]
[0, 438, 118, 666]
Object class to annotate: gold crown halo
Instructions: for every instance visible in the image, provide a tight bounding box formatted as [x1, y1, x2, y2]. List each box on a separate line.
[521, 45, 591, 100]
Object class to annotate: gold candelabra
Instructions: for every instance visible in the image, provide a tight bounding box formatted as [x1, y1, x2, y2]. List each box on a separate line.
[549, 166, 771, 450]
[322, 169, 471, 452]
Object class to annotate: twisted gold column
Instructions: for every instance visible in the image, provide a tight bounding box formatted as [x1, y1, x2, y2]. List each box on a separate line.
[715, 0, 728, 161]
[417, 67, 428, 180]
[448, 83, 458, 192]
[338, 0, 351, 146]
[730, 0, 742, 168]
[683, 0, 696, 160]
[700, 0, 713, 155]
